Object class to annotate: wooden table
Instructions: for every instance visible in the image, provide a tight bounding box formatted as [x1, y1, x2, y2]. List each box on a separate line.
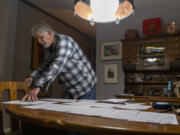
[5, 103, 180, 135]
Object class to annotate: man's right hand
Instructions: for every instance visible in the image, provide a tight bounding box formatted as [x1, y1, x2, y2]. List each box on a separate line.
[21, 87, 40, 102]
[25, 77, 33, 86]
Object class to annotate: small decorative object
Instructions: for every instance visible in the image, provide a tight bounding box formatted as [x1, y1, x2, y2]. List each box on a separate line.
[152, 102, 172, 110]
[143, 18, 161, 36]
[173, 81, 180, 97]
[134, 73, 143, 82]
[165, 21, 179, 35]
[125, 29, 139, 40]
[101, 41, 122, 60]
[104, 64, 118, 83]
[163, 88, 168, 96]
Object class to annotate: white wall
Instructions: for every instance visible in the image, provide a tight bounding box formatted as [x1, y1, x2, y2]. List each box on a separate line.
[96, 0, 180, 99]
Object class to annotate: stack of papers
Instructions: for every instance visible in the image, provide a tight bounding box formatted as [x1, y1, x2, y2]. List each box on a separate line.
[3, 98, 178, 125]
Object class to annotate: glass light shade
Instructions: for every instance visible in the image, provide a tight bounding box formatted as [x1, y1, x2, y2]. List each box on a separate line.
[74, 0, 135, 23]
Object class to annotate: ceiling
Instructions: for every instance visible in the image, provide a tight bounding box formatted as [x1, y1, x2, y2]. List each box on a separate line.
[26, 0, 96, 39]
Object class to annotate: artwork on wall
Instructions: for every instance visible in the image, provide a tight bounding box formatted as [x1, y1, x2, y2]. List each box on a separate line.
[101, 41, 122, 60]
[104, 64, 118, 83]
[31, 38, 45, 70]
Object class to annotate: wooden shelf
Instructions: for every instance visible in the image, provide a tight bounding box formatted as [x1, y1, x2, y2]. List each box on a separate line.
[139, 54, 165, 57]
[125, 82, 168, 85]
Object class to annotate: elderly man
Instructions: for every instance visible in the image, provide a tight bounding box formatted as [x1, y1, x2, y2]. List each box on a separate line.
[22, 21, 97, 101]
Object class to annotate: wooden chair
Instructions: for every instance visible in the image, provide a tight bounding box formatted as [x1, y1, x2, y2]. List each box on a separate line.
[0, 81, 29, 135]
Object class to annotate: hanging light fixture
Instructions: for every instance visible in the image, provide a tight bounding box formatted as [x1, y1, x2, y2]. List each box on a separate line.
[74, 0, 135, 24]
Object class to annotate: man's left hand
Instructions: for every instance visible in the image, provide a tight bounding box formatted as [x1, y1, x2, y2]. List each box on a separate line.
[21, 87, 40, 102]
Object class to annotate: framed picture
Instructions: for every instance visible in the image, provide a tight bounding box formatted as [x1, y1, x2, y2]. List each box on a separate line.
[101, 41, 122, 60]
[104, 64, 118, 83]
[31, 38, 45, 70]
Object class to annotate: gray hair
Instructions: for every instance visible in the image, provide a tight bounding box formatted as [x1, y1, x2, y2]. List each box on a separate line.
[31, 21, 55, 37]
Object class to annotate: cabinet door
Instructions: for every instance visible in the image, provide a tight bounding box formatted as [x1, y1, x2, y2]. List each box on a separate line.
[123, 40, 137, 71]
[168, 49, 180, 56]
[137, 38, 169, 70]
[167, 41, 180, 56]
[169, 55, 180, 70]
[167, 36, 180, 69]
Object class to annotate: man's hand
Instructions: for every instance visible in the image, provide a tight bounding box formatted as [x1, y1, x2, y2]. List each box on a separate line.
[21, 87, 40, 102]
[25, 77, 33, 86]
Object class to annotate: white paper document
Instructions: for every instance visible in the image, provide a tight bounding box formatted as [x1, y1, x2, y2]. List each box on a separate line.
[90, 102, 117, 108]
[68, 107, 116, 117]
[104, 109, 140, 120]
[63, 100, 96, 108]
[130, 111, 178, 125]
[130, 111, 161, 123]
[159, 113, 178, 125]
[23, 103, 106, 117]
[64, 101, 118, 109]
[98, 98, 130, 104]
[3, 100, 55, 105]
[115, 103, 151, 110]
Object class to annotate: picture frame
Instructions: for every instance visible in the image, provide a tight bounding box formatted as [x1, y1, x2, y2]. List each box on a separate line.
[104, 64, 118, 83]
[101, 41, 122, 60]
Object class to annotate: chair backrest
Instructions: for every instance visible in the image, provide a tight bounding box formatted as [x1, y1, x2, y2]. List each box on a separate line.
[0, 81, 30, 134]
[0, 81, 30, 111]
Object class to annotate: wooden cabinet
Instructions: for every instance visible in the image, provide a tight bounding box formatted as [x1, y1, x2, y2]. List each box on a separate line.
[137, 38, 169, 70]
[122, 40, 137, 71]
[124, 71, 176, 96]
[123, 34, 180, 96]
[123, 41, 137, 58]
[167, 35, 180, 70]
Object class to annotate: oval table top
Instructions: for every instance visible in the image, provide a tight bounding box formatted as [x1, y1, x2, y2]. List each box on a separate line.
[6, 103, 180, 135]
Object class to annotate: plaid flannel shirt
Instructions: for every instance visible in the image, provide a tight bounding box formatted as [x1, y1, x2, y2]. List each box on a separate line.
[29, 33, 97, 98]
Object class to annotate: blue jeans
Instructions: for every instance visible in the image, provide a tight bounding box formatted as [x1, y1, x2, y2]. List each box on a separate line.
[77, 86, 96, 100]
[69, 86, 96, 100]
